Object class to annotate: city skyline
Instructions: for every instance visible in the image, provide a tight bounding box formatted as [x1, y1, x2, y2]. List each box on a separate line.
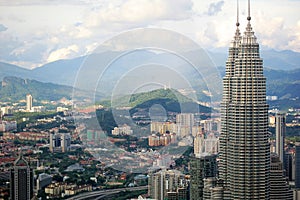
[0, 0, 299, 69]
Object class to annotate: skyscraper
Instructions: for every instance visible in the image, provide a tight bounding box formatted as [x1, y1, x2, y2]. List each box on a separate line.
[275, 113, 286, 163]
[148, 169, 187, 200]
[219, 1, 270, 199]
[189, 155, 217, 200]
[269, 153, 293, 200]
[10, 154, 34, 200]
[295, 142, 300, 189]
[26, 94, 33, 112]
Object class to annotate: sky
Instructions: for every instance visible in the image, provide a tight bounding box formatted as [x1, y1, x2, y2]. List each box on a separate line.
[0, 0, 299, 69]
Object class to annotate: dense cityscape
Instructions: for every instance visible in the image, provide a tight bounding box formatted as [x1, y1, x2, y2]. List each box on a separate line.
[1, 0, 300, 200]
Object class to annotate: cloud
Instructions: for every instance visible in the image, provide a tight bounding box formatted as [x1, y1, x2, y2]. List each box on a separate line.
[0, 24, 8, 32]
[47, 45, 79, 63]
[254, 12, 300, 52]
[207, 1, 224, 16]
[85, 0, 193, 29]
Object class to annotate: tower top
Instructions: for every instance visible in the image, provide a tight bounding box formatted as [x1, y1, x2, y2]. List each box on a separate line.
[247, 0, 251, 21]
[236, 0, 240, 27]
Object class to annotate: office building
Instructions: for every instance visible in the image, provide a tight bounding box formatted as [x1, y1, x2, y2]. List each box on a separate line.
[10, 154, 34, 200]
[148, 169, 187, 200]
[269, 154, 293, 200]
[275, 113, 286, 164]
[285, 153, 293, 181]
[219, 1, 270, 199]
[189, 155, 217, 200]
[49, 132, 71, 153]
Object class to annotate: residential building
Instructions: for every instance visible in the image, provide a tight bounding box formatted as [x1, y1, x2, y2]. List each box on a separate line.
[26, 94, 33, 112]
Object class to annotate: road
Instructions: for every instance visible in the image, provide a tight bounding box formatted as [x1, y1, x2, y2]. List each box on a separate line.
[66, 186, 148, 200]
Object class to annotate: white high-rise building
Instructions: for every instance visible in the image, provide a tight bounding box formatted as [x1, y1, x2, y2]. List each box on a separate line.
[176, 113, 194, 137]
[26, 94, 33, 112]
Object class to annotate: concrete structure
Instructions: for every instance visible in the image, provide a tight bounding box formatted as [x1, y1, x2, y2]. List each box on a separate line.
[189, 155, 217, 200]
[293, 189, 300, 200]
[200, 119, 221, 134]
[269, 154, 293, 200]
[10, 154, 34, 200]
[111, 124, 133, 136]
[275, 113, 286, 164]
[176, 113, 194, 137]
[194, 133, 219, 158]
[49, 132, 71, 153]
[37, 173, 52, 190]
[219, 1, 270, 199]
[26, 94, 33, 112]
[0, 120, 17, 132]
[148, 169, 187, 200]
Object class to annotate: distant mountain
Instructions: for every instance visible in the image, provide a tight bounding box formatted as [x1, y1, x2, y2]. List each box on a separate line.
[0, 62, 31, 80]
[32, 56, 86, 86]
[0, 49, 299, 102]
[208, 49, 300, 70]
[217, 67, 300, 99]
[0, 76, 74, 102]
[262, 50, 300, 70]
[1, 49, 299, 86]
[265, 68, 300, 99]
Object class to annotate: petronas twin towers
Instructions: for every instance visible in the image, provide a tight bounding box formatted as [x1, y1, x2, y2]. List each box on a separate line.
[219, 0, 270, 199]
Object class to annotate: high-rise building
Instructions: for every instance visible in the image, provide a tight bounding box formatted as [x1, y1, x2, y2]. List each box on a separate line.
[176, 113, 194, 137]
[189, 155, 217, 200]
[275, 113, 286, 164]
[295, 142, 300, 189]
[49, 132, 71, 153]
[269, 154, 293, 200]
[10, 154, 34, 200]
[26, 94, 33, 112]
[219, 1, 270, 199]
[194, 133, 219, 158]
[148, 169, 188, 200]
[285, 153, 293, 181]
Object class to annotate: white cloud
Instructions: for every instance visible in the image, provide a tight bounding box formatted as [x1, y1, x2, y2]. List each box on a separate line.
[85, 0, 193, 29]
[0, 0, 299, 68]
[207, 1, 224, 16]
[47, 45, 79, 63]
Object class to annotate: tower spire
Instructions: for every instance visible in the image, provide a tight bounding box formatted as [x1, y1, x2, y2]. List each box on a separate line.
[236, 0, 240, 27]
[247, 0, 251, 21]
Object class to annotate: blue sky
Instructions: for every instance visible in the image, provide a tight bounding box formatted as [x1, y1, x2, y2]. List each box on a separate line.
[0, 0, 299, 69]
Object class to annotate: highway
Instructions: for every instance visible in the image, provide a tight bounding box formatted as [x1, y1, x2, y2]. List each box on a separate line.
[66, 186, 148, 200]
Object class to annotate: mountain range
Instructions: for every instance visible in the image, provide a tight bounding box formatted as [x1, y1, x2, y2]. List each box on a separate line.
[0, 49, 299, 102]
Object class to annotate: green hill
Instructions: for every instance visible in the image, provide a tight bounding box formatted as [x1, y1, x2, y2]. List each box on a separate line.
[0, 76, 74, 101]
[100, 88, 197, 108]
[99, 88, 212, 115]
